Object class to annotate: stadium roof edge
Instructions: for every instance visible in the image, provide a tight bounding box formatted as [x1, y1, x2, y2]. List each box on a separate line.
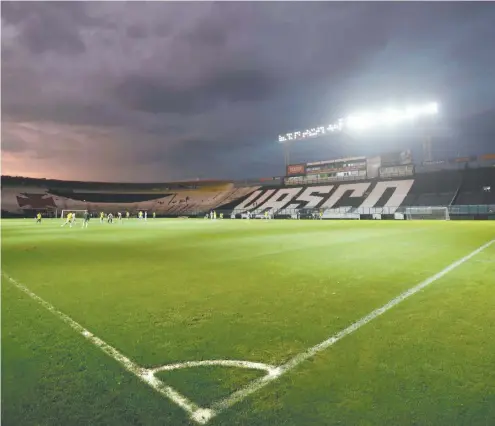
[0, 175, 232, 186]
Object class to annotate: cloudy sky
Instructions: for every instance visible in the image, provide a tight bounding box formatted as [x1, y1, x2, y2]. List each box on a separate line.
[2, 2, 495, 182]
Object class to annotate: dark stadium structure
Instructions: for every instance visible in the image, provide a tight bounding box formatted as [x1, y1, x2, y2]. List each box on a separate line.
[2, 152, 494, 220]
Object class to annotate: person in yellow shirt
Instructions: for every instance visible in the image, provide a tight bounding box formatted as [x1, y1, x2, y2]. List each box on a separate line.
[100, 212, 105, 223]
[36, 212, 42, 223]
[61, 212, 73, 227]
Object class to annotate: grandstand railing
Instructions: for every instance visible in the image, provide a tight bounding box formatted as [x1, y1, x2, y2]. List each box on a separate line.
[135, 203, 489, 219]
[284, 174, 370, 185]
[196, 204, 495, 220]
[3, 204, 494, 220]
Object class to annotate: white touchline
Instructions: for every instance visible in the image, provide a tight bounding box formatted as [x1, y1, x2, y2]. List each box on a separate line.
[2, 274, 206, 421]
[209, 238, 495, 416]
[3, 238, 493, 424]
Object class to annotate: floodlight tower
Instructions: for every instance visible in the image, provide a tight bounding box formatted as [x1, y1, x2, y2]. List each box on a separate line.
[423, 135, 433, 163]
[278, 102, 439, 168]
[283, 140, 291, 168]
[420, 106, 439, 163]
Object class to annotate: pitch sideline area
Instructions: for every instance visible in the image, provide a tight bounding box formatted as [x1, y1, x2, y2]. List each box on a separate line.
[2, 219, 495, 425]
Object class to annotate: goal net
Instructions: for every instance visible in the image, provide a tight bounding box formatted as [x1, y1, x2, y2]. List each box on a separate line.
[405, 206, 450, 220]
[61, 209, 87, 219]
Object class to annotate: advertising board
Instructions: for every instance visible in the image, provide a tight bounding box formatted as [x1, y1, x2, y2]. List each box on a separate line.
[286, 164, 306, 176]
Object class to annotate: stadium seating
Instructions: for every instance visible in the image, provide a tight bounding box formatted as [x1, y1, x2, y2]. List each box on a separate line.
[2, 166, 494, 218]
[400, 170, 461, 207]
[453, 167, 495, 205]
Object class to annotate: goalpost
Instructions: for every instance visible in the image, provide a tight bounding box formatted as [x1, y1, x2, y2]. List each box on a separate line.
[61, 209, 87, 219]
[405, 206, 450, 220]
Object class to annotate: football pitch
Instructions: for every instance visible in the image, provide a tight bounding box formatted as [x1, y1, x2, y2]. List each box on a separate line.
[2, 218, 495, 426]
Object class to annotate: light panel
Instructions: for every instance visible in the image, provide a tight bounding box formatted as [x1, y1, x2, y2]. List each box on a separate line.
[278, 102, 439, 143]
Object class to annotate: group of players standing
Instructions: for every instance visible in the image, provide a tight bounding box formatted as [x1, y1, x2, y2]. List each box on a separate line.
[205, 211, 223, 220]
[98, 210, 156, 224]
[59, 211, 91, 228]
[35, 210, 156, 228]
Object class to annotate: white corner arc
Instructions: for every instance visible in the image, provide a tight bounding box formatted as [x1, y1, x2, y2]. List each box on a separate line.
[150, 359, 279, 374]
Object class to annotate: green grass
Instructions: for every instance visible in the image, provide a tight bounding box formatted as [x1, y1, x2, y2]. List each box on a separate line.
[2, 218, 494, 425]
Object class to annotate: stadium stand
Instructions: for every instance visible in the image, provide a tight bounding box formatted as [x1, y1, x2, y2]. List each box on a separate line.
[453, 167, 495, 205]
[400, 169, 461, 207]
[2, 163, 494, 219]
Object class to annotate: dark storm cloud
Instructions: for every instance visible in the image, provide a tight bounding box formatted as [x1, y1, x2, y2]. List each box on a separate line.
[2, 2, 495, 182]
[116, 68, 279, 114]
[22, 14, 85, 55]
[2, 2, 91, 25]
[180, 20, 227, 47]
[1, 2, 98, 55]
[126, 24, 148, 40]
[5, 102, 128, 128]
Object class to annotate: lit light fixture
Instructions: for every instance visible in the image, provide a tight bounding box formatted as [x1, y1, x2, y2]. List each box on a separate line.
[278, 102, 439, 142]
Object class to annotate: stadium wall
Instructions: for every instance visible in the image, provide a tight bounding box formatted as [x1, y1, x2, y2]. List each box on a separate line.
[2, 167, 494, 219]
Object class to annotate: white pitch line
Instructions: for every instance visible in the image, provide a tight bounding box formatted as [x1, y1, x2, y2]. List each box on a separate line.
[210, 238, 495, 416]
[151, 360, 277, 374]
[2, 274, 203, 420]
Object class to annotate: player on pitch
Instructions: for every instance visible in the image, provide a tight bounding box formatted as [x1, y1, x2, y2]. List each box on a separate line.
[61, 212, 73, 227]
[82, 210, 90, 228]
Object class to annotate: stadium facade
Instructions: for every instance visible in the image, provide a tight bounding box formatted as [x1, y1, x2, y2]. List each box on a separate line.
[2, 151, 494, 220]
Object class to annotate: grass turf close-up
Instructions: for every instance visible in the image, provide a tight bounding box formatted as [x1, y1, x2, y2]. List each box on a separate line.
[2, 218, 495, 426]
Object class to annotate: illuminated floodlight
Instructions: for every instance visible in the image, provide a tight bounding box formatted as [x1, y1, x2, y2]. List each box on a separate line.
[404, 106, 422, 120]
[380, 109, 405, 124]
[424, 102, 439, 115]
[278, 101, 439, 142]
[345, 113, 377, 130]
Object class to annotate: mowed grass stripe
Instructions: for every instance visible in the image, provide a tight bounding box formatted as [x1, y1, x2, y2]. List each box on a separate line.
[208, 238, 494, 418]
[1, 282, 191, 426]
[218, 241, 495, 426]
[1, 220, 493, 367]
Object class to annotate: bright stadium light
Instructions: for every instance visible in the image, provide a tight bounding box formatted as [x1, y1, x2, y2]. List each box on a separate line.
[424, 102, 439, 115]
[278, 101, 439, 142]
[345, 113, 377, 130]
[381, 109, 404, 124]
